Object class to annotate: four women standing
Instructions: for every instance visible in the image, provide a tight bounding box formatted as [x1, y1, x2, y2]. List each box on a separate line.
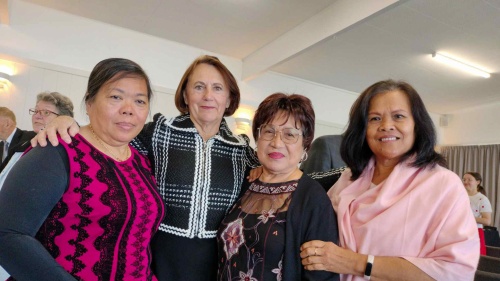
[3, 58, 486, 280]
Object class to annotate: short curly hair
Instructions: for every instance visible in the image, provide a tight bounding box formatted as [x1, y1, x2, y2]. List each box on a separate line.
[252, 93, 315, 151]
[36, 91, 74, 117]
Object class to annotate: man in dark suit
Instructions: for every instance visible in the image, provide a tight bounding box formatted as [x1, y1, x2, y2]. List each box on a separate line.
[300, 134, 346, 174]
[0, 107, 36, 173]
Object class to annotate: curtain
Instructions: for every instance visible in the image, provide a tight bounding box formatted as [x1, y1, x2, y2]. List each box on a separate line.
[440, 144, 500, 229]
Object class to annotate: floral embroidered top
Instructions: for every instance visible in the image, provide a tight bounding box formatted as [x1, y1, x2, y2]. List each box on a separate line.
[217, 179, 298, 281]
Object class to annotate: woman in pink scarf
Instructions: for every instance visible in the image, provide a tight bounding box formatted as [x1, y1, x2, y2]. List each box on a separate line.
[300, 80, 479, 281]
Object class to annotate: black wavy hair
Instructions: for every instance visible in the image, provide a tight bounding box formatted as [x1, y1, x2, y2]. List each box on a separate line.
[341, 79, 446, 180]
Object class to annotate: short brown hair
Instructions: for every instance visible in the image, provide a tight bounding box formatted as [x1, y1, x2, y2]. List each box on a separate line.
[174, 55, 240, 116]
[0, 107, 16, 124]
[36, 91, 74, 117]
[252, 93, 315, 151]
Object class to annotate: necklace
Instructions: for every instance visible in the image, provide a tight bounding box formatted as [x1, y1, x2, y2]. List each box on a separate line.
[89, 124, 129, 161]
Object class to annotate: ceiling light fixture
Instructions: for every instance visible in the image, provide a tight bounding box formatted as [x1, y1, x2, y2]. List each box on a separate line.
[235, 117, 251, 130]
[0, 72, 10, 89]
[432, 52, 490, 78]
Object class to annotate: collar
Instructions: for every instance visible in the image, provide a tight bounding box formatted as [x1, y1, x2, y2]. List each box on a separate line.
[165, 114, 250, 146]
[249, 178, 298, 194]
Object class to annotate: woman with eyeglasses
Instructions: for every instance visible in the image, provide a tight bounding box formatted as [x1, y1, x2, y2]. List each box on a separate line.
[217, 93, 339, 281]
[30, 91, 74, 132]
[0, 92, 74, 188]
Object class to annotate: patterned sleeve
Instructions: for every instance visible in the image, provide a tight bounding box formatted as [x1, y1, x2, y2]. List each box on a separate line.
[131, 113, 161, 156]
[307, 167, 346, 192]
[239, 133, 260, 169]
[0, 145, 77, 280]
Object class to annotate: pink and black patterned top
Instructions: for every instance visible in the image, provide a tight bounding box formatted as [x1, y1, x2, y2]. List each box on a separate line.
[0, 134, 164, 281]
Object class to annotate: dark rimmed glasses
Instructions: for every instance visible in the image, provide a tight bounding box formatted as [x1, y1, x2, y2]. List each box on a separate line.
[29, 108, 60, 117]
[258, 124, 302, 144]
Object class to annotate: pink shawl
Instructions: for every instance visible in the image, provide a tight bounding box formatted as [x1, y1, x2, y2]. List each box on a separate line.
[328, 158, 479, 281]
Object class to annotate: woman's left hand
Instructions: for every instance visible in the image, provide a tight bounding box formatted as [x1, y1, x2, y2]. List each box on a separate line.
[300, 240, 365, 276]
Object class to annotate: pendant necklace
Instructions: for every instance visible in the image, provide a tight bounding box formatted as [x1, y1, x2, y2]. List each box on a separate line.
[89, 124, 129, 161]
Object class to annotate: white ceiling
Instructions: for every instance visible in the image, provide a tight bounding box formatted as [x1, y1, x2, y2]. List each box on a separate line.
[20, 0, 500, 114]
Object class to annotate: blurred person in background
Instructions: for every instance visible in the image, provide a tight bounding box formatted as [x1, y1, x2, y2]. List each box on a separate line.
[463, 171, 492, 255]
[0, 92, 74, 188]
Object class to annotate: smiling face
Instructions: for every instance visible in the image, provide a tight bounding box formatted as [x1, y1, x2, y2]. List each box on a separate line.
[86, 76, 149, 146]
[366, 90, 415, 166]
[31, 100, 60, 133]
[463, 173, 480, 195]
[184, 63, 230, 128]
[256, 111, 304, 178]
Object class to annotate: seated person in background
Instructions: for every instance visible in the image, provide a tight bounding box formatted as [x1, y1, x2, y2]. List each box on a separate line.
[0, 107, 36, 171]
[0, 58, 164, 280]
[300, 134, 346, 174]
[300, 79, 479, 281]
[301, 135, 346, 191]
[463, 172, 492, 255]
[217, 93, 339, 281]
[0, 92, 74, 188]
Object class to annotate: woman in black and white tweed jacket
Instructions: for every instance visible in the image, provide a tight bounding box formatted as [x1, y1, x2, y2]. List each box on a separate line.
[131, 55, 260, 281]
[132, 112, 259, 280]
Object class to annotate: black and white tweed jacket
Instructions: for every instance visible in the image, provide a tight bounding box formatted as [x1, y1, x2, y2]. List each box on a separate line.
[132, 113, 260, 239]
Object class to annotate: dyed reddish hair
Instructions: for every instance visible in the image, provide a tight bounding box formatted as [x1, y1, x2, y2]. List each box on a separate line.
[252, 93, 315, 151]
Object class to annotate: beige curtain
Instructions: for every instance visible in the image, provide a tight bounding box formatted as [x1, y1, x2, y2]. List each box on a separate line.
[440, 144, 500, 229]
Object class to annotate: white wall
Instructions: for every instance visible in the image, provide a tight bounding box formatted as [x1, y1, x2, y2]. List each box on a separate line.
[441, 102, 500, 145]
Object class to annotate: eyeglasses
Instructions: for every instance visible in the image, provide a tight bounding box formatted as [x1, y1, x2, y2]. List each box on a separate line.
[258, 124, 302, 144]
[29, 108, 60, 117]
